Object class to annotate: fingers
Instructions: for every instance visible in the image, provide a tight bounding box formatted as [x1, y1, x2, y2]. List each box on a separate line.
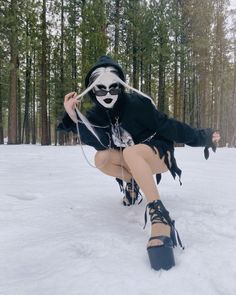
[64, 92, 79, 123]
[64, 92, 79, 110]
[64, 92, 77, 103]
[212, 131, 221, 143]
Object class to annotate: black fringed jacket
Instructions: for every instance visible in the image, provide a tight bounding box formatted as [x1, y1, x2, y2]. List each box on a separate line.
[58, 92, 215, 182]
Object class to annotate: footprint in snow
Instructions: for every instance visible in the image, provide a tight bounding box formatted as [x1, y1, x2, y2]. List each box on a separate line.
[7, 193, 38, 201]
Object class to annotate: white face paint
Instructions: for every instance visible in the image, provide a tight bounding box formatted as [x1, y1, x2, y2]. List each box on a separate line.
[92, 68, 120, 109]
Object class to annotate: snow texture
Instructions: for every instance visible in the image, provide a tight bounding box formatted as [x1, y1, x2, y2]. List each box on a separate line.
[0, 145, 236, 295]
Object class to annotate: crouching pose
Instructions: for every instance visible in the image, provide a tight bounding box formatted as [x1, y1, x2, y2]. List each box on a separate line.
[58, 55, 220, 271]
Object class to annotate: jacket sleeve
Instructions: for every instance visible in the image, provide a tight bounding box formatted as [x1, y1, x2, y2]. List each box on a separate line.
[57, 112, 109, 150]
[57, 112, 77, 133]
[138, 97, 215, 148]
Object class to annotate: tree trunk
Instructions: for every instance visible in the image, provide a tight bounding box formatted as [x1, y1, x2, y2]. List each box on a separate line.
[31, 48, 36, 144]
[22, 19, 31, 144]
[0, 62, 3, 144]
[148, 63, 152, 98]
[71, 1, 77, 91]
[158, 35, 165, 112]
[17, 65, 21, 144]
[40, 0, 49, 145]
[173, 33, 178, 119]
[131, 0, 139, 89]
[132, 30, 138, 89]
[230, 38, 236, 146]
[8, 0, 18, 144]
[48, 44, 52, 145]
[140, 53, 144, 92]
[114, 0, 120, 57]
[179, 29, 185, 123]
[173, 0, 179, 119]
[81, 0, 86, 85]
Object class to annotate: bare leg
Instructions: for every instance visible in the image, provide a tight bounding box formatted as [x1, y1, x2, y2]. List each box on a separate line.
[122, 144, 170, 247]
[94, 149, 132, 182]
[95, 145, 171, 247]
[123, 145, 168, 201]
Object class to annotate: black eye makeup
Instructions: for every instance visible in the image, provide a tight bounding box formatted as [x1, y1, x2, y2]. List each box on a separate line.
[96, 84, 106, 90]
[109, 83, 119, 89]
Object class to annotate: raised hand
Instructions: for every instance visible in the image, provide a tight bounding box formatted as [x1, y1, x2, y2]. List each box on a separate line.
[64, 92, 79, 123]
[212, 131, 220, 144]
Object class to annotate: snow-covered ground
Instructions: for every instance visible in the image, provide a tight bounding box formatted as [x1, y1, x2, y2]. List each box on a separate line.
[0, 144, 236, 295]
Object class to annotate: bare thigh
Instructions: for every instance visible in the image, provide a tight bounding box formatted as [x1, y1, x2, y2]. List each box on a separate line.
[123, 144, 169, 174]
[94, 148, 131, 171]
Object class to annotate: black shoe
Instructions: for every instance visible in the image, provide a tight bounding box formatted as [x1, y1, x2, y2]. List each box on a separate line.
[144, 200, 184, 271]
[123, 179, 143, 206]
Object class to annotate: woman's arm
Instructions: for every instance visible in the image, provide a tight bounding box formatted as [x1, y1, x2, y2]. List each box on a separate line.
[58, 92, 110, 150]
[137, 96, 220, 147]
[64, 92, 79, 123]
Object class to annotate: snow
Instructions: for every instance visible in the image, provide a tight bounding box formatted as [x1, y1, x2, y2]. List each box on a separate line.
[0, 144, 236, 295]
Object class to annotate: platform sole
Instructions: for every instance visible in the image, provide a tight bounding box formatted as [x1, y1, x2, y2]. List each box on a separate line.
[147, 245, 175, 271]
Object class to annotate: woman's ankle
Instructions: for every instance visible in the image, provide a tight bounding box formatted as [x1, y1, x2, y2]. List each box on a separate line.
[151, 223, 170, 237]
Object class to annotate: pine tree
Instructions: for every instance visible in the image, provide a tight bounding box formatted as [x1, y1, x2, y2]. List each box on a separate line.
[79, 0, 108, 112]
[0, 57, 3, 144]
[8, 0, 18, 144]
[40, 0, 49, 145]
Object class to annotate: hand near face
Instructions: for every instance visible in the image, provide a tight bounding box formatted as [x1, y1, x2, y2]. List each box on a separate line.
[212, 131, 220, 144]
[64, 92, 79, 123]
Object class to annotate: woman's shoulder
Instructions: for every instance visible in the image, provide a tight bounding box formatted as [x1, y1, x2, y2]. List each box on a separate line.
[125, 92, 155, 109]
[125, 92, 151, 102]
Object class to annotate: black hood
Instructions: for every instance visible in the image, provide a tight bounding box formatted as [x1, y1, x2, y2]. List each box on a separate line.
[85, 55, 126, 88]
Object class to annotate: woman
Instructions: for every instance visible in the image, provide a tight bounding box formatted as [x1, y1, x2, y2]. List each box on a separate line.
[59, 55, 220, 271]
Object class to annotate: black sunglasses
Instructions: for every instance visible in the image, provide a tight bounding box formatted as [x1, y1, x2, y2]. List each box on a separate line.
[94, 88, 121, 96]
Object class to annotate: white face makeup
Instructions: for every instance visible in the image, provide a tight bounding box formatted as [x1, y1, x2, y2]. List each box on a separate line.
[92, 68, 120, 109]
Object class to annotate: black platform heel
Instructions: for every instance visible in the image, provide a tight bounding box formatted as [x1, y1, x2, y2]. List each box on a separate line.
[123, 180, 143, 206]
[144, 200, 184, 271]
[116, 178, 143, 206]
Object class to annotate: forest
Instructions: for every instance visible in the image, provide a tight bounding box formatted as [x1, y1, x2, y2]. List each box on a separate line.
[0, 0, 236, 146]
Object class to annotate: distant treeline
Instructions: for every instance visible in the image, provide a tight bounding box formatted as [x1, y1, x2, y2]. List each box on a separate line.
[0, 0, 236, 146]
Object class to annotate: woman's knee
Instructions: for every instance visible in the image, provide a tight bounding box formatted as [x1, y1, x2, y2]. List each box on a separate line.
[94, 150, 110, 168]
[122, 145, 136, 160]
